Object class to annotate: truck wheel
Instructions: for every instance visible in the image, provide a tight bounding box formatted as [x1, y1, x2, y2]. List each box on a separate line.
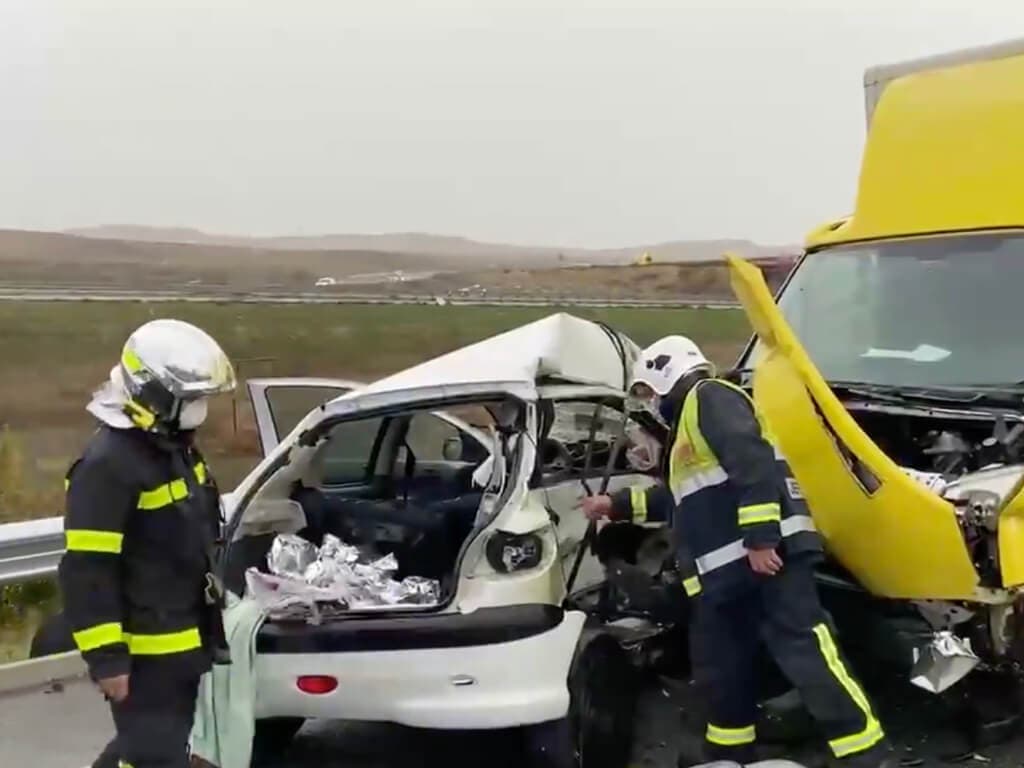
[29, 611, 75, 658]
[251, 717, 304, 763]
[571, 632, 638, 767]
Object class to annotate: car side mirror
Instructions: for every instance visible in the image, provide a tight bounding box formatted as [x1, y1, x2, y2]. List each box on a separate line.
[442, 436, 463, 462]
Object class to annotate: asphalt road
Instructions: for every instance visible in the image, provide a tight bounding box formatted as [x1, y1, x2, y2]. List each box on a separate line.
[7, 664, 1024, 768]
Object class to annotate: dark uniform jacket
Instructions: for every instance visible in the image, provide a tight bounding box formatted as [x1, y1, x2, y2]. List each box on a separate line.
[611, 377, 822, 603]
[58, 425, 225, 680]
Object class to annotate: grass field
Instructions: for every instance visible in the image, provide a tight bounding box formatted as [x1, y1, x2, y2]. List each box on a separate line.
[0, 301, 751, 523]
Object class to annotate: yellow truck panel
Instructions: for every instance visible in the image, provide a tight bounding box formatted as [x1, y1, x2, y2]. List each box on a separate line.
[808, 52, 1024, 249]
[727, 254, 979, 599]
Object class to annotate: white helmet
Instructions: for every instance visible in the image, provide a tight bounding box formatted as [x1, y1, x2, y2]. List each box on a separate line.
[629, 335, 713, 397]
[118, 319, 236, 430]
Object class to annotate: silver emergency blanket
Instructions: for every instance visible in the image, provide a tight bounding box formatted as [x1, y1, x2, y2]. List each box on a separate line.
[247, 533, 440, 622]
[910, 630, 979, 693]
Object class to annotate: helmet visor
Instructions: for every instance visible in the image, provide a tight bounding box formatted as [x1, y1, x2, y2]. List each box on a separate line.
[122, 319, 237, 400]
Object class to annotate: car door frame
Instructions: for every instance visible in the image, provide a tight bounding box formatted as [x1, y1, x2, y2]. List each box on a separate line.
[532, 384, 667, 597]
[246, 377, 366, 456]
[245, 377, 492, 460]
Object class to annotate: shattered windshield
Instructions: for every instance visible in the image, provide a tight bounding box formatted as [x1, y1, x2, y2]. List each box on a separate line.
[747, 232, 1024, 389]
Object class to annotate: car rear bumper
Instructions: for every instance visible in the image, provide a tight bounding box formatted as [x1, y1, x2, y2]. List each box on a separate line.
[253, 605, 586, 729]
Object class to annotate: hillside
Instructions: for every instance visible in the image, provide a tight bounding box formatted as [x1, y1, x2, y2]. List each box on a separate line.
[0, 229, 458, 289]
[64, 225, 793, 265]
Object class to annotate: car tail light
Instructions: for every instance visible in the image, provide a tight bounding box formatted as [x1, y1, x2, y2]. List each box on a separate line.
[485, 530, 544, 573]
[296, 675, 338, 694]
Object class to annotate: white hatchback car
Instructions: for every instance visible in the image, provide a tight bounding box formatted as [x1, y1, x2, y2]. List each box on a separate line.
[36, 313, 688, 767]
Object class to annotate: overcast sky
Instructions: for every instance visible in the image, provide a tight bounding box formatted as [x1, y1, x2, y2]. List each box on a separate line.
[1, 0, 1019, 247]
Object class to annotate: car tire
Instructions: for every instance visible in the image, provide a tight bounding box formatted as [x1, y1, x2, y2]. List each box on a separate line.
[572, 632, 640, 768]
[29, 610, 75, 658]
[251, 717, 305, 763]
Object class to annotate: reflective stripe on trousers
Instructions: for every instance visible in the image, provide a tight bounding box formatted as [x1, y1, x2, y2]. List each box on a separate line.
[706, 722, 756, 746]
[813, 623, 886, 757]
[694, 514, 817, 575]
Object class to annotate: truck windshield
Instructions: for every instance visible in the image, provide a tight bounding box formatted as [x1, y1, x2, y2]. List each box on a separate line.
[746, 232, 1024, 389]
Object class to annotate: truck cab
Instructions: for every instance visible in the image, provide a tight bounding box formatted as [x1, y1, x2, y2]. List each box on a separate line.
[730, 39, 1024, 685]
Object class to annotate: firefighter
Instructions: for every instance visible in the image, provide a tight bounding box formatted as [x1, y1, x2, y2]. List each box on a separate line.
[581, 336, 892, 768]
[59, 319, 236, 768]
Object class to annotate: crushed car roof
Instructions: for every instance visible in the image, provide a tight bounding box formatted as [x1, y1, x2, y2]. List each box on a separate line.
[330, 312, 641, 404]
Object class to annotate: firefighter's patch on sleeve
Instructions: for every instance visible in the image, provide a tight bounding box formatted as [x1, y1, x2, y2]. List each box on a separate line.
[786, 477, 804, 500]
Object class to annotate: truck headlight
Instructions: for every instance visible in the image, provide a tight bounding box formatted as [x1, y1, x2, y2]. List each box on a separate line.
[485, 530, 544, 573]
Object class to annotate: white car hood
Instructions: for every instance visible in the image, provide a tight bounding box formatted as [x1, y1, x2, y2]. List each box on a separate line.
[328, 313, 640, 405]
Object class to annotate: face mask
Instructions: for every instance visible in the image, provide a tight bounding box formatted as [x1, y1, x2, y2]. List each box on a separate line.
[178, 398, 209, 430]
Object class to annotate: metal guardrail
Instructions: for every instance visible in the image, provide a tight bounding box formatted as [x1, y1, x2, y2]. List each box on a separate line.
[0, 651, 87, 695]
[0, 516, 65, 586]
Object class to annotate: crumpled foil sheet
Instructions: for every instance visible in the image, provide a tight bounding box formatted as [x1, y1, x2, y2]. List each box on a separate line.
[910, 630, 979, 693]
[252, 533, 440, 621]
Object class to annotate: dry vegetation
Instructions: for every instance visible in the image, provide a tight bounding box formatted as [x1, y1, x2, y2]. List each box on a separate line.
[417, 260, 793, 301]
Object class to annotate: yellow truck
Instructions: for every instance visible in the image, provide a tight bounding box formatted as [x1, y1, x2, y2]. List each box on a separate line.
[729, 37, 1024, 696]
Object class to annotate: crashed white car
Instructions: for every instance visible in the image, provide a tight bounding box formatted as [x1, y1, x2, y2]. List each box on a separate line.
[222, 314, 686, 764]
[37, 314, 684, 766]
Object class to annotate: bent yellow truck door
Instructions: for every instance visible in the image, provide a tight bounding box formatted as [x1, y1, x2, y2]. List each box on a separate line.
[726, 254, 978, 599]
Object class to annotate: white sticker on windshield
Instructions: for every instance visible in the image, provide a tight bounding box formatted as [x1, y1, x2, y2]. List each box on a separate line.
[861, 344, 951, 363]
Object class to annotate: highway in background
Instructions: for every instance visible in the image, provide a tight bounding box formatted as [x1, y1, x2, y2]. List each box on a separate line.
[0, 283, 739, 309]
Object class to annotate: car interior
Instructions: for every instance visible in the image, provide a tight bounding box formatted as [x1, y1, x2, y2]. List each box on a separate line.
[221, 395, 669, 606]
[221, 400, 511, 598]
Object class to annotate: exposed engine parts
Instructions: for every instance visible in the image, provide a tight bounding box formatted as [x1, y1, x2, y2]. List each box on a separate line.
[831, 401, 1024, 686]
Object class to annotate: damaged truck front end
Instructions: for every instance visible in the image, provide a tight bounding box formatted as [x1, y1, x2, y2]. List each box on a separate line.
[729, 238, 1024, 696]
[729, 46, 1024, 698]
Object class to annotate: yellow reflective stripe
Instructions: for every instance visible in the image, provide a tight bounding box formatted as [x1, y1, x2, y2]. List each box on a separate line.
[64, 478, 70, 491]
[706, 723, 756, 746]
[830, 722, 886, 758]
[124, 399, 156, 429]
[72, 622, 123, 652]
[683, 575, 702, 596]
[124, 627, 202, 655]
[630, 486, 648, 524]
[738, 502, 781, 526]
[812, 623, 885, 757]
[121, 347, 145, 373]
[119, 761, 135, 768]
[66, 529, 123, 554]
[137, 466, 204, 510]
[137, 478, 189, 510]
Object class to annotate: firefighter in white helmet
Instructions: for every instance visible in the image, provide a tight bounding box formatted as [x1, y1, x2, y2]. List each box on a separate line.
[58, 319, 236, 768]
[581, 335, 891, 768]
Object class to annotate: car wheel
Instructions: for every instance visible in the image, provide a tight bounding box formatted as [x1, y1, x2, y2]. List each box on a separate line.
[29, 611, 75, 658]
[569, 632, 638, 768]
[251, 717, 305, 763]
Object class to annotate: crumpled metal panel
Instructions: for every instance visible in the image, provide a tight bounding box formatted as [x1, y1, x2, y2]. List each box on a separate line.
[726, 254, 979, 600]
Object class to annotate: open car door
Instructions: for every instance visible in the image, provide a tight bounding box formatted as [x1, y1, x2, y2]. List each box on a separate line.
[727, 253, 979, 600]
[246, 377, 364, 456]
